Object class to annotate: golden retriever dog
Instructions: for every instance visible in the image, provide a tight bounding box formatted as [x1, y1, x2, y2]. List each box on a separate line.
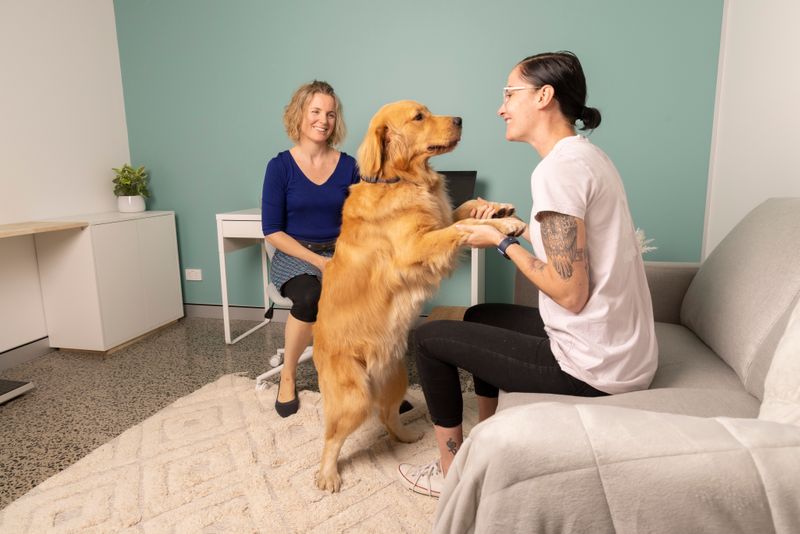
[313, 100, 525, 492]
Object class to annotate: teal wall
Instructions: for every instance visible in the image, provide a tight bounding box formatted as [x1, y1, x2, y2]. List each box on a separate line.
[114, 0, 723, 309]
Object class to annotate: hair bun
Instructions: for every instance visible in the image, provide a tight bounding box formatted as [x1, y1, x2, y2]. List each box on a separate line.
[579, 106, 601, 130]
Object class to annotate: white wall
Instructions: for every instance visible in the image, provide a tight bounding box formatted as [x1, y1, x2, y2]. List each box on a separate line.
[0, 0, 129, 353]
[704, 0, 800, 257]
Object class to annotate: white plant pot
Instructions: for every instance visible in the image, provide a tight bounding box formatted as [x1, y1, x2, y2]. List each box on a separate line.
[117, 195, 146, 213]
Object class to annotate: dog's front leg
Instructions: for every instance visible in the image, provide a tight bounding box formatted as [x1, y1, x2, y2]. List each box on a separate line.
[453, 199, 516, 222]
[458, 216, 527, 237]
[404, 226, 468, 274]
[403, 217, 525, 274]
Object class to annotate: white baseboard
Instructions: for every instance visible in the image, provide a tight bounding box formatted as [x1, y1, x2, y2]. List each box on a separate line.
[0, 337, 54, 372]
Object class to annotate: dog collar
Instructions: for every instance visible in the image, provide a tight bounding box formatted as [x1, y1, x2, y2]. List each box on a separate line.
[361, 176, 401, 184]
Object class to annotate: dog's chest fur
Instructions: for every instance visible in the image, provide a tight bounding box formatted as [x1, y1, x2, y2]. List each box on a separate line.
[317, 179, 458, 367]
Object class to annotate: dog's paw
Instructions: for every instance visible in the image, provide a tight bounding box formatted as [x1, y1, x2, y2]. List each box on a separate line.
[316, 470, 342, 493]
[468, 198, 516, 219]
[490, 202, 516, 218]
[495, 217, 527, 237]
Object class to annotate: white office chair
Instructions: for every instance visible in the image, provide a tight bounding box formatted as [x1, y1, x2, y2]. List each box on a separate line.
[254, 242, 314, 390]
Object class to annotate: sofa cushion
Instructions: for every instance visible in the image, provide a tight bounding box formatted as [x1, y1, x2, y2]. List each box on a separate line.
[644, 262, 700, 324]
[650, 322, 744, 390]
[499, 321, 760, 418]
[680, 198, 800, 400]
[760, 297, 800, 426]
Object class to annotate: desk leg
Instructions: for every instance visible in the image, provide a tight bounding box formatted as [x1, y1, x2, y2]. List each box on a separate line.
[217, 220, 233, 344]
[228, 246, 271, 343]
[470, 248, 485, 306]
[217, 228, 272, 345]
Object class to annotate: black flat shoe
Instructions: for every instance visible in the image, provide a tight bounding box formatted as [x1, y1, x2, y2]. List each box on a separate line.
[275, 382, 299, 418]
[399, 400, 414, 414]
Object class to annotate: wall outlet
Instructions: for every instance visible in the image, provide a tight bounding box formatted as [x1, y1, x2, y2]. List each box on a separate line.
[185, 268, 202, 281]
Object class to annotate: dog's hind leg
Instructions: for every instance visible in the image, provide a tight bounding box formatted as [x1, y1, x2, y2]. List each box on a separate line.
[377, 363, 424, 444]
[380, 403, 424, 443]
[316, 376, 370, 492]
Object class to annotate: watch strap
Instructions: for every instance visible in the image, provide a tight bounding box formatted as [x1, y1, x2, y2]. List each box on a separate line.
[497, 236, 520, 259]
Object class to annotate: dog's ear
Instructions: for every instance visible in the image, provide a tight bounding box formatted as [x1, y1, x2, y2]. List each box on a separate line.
[358, 121, 386, 178]
[384, 129, 411, 171]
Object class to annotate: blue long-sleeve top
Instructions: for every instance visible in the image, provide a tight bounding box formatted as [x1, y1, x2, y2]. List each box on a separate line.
[261, 150, 359, 242]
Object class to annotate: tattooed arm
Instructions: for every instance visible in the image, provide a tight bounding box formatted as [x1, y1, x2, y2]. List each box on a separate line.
[456, 211, 589, 312]
[516, 211, 589, 313]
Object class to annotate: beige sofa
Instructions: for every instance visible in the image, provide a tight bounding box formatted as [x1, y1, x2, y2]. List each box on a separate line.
[434, 198, 800, 533]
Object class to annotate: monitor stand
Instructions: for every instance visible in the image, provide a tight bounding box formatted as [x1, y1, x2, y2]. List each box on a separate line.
[0, 379, 34, 404]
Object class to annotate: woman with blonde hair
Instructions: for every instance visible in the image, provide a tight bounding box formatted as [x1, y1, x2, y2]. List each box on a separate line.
[261, 80, 358, 417]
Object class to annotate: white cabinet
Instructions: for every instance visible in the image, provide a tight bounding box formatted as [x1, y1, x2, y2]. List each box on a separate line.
[35, 211, 183, 352]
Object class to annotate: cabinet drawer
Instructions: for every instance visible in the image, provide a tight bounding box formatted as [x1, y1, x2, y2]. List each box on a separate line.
[222, 220, 263, 238]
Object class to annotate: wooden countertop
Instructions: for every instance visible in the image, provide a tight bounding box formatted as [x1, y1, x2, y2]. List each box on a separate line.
[0, 220, 89, 239]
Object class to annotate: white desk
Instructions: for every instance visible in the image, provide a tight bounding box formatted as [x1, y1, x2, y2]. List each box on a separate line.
[216, 208, 485, 345]
[0, 222, 86, 403]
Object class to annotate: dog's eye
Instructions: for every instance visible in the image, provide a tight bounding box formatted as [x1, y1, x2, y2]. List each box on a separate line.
[413, 112, 424, 121]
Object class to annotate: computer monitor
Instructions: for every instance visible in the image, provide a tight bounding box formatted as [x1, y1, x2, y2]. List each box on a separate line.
[440, 170, 477, 208]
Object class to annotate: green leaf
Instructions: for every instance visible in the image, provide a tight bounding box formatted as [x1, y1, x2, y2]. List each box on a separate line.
[112, 162, 150, 197]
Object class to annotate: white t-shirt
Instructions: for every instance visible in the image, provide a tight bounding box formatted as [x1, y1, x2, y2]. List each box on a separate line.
[529, 135, 657, 394]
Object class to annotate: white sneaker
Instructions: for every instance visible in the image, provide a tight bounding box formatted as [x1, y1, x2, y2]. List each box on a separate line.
[398, 459, 443, 498]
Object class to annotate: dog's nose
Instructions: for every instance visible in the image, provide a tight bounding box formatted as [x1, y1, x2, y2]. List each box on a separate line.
[453, 117, 462, 127]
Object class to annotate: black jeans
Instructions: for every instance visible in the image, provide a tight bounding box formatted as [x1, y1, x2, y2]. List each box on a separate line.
[415, 303, 607, 428]
[281, 274, 321, 323]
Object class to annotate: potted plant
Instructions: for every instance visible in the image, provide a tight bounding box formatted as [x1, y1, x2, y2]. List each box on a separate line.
[112, 164, 150, 213]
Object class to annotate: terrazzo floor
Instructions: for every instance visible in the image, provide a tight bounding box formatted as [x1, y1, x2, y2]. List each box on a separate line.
[0, 316, 472, 509]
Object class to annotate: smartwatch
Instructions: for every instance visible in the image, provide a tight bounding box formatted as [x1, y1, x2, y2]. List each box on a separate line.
[497, 236, 520, 259]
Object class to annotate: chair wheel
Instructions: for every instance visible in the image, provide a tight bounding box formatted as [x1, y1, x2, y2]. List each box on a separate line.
[269, 349, 284, 368]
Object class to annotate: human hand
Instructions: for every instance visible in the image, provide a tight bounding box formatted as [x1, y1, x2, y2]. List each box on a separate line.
[455, 223, 507, 248]
[314, 255, 331, 272]
[469, 197, 516, 220]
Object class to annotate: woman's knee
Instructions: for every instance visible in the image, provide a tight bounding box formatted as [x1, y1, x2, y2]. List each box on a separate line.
[286, 277, 321, 322]
[290, 294, 319, 322]
[290, 303, 317, 322]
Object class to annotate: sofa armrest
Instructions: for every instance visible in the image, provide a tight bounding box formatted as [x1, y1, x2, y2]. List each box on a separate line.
[644, 261, 700, 324]
[515, 261, 699, 324]
[435, 403, 800, 534]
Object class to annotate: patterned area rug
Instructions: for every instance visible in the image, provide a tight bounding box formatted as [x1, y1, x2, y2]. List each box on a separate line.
[0, 374, 478, 533]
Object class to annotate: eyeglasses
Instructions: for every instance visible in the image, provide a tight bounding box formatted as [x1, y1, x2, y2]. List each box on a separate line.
[503, 85, 539, 103]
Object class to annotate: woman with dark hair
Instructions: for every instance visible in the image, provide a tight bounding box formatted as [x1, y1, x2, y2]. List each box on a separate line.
[398, 52, 657, 497]
[261, 80, 358, 417]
